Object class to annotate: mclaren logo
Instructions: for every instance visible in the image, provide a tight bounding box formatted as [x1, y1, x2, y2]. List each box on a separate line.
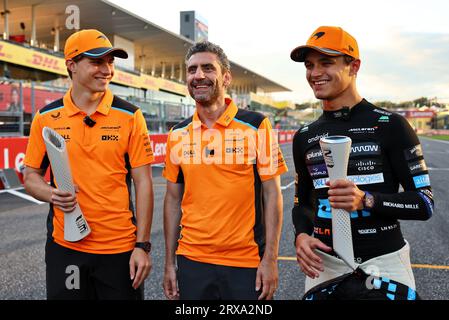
[97, 35, 108, 41]
[313, 32, 325, 40]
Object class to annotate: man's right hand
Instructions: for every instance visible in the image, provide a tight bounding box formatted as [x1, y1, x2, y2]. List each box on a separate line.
[295, 233, 332, 279]
[163, 264, 179, 300]
[50, 186, 78, 213]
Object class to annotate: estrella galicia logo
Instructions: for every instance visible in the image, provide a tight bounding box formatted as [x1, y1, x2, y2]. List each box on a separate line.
[51, 112, 61, 120]
[313, 32, 325, 40]
[101, 135, 119, 141]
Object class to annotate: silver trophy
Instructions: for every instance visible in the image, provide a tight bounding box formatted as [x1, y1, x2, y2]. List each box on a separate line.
[320, 135, 356, 270]
[42, 127, 90, 242]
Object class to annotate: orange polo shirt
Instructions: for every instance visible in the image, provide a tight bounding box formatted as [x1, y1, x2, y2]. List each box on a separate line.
[163, 98, 287, 267]
[25, 88, 154, 254]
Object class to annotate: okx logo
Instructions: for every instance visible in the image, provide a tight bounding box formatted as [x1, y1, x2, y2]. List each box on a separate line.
[102, 135, 119, 141]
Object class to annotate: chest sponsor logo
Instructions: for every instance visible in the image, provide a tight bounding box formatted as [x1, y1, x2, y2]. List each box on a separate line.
[307, 163, 328, 178]
[409, 159, 428, 175]
[380, 224, 398, 232]
[100, 125, 121, 132]
[348, 127, 378, 134]
[404, 144, 423, 160]
[313, 173, 384, 189]
[307, 132, 328, 144]
[358, 228, 377, 235]
[50, 112, 62, 120]
[350, 143, 381, 156]
[101, 135, 119, 141]
[350, 159, 381, 173]
[413, 174, 430, 188]
[305, 149, 323, 163]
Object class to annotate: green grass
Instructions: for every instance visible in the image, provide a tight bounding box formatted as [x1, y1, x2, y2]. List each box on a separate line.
[420, 135, 449, 141]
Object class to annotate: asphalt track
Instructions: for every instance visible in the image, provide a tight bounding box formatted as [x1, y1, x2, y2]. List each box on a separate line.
[0, 137, 448, 300]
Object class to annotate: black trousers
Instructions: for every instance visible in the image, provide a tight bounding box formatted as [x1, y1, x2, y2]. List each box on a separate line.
[303, 268, 420, 300]
[177, 255, 261, 300]
[45, 238, 143, 300]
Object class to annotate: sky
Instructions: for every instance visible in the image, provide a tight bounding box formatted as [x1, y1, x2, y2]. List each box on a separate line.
[109, 0, 449, 104]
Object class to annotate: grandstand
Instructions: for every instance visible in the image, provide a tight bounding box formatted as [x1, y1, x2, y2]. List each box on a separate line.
[0, 0, 294, 135]
[0, 0, 297, 176]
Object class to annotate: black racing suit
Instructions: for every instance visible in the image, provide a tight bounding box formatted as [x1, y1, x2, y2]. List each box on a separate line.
[292, 99, 433, 300]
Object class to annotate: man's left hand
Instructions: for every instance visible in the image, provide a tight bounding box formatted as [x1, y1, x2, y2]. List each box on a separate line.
[255, 257, 278, 300]
[327, 179, 365, 212]
[130, 248, 152, 289]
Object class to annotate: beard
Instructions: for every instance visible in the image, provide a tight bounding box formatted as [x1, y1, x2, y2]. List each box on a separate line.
[188, 79, 221, 106]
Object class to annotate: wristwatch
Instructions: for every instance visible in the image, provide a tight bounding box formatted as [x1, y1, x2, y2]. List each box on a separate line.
[363, 191, 375, 210]
[135, 241, 152, 253]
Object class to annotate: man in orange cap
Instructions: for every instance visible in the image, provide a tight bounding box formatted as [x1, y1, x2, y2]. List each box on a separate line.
[290, 26, 433, 300]
[23, 29, 154, 299]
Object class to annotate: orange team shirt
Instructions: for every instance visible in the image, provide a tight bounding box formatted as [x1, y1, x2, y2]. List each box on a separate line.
[163, 98, 288, 268]
[24, 88, 154, 254]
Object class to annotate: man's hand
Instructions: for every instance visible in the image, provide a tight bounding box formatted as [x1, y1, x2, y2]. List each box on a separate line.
[50, 185, 79, 213]
[163, 264, 179, 300]
[255, 257, 278, 300]
[129, 248, 152, 289]
[327, 179, 365, 212]
[295, 233, 332, 279]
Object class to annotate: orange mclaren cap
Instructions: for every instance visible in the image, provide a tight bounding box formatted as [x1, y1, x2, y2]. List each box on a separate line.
[64, 29, 128, 60]
[290, 26, 359, 62]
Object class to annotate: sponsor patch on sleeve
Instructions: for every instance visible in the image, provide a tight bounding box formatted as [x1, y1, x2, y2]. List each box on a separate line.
[413, 174, 431, 188]
[404, 144, 423, 161]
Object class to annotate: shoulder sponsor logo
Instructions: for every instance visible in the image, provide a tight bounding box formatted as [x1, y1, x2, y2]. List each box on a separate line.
[413, 174, 430, 188]
[350, 143, 381, 156]
[373, 109, 392, 116]
[300, 126, 309, 133]
[307, 163, 328, 178]
[378, 116, 390, 123]
[405, 144, 423, 160]
[308, 132, 328, 144]
[409, 159, 428, 175]
[348, 127, 378, 134]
